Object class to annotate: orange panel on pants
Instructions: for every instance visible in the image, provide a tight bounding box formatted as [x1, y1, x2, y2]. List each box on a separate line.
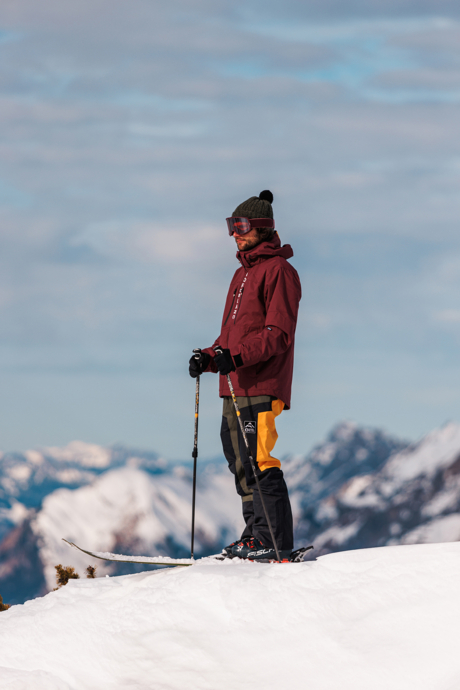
[256, 398, 285, 472]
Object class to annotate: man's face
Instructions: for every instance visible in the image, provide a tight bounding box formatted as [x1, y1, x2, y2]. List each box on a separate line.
[233, 228, 260, 252]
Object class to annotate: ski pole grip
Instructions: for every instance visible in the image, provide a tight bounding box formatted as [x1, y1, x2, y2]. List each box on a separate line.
[213, 345, 223, 355]
[193, 348, 202, 360]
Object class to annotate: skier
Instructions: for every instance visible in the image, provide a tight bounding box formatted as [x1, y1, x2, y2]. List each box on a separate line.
[189, 190, 301, 561]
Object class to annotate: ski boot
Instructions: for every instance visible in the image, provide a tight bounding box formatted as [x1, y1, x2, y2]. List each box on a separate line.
[231, 536, 255, 558]
[221, 537, 249, 558]
[234, 537, 291, 561]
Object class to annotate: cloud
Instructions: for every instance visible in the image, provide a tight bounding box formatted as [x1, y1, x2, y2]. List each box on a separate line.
[1, 0, 460, 454]
[72, 220, 222, 264]
[240, 0, 460, 22]
[435, 310, 460, 323]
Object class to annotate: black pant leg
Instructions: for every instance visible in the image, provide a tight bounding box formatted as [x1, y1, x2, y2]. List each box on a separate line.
[220, 397, 254, 539]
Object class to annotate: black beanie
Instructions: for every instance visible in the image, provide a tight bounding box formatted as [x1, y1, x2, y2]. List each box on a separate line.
[232, 190, 274, 223]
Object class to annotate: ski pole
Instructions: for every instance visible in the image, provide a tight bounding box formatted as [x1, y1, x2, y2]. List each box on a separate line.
[190, 348, 201, 560]
[214, 346, 281, 562]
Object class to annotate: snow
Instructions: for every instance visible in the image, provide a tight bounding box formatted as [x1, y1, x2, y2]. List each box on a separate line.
[24, 450, 43, 466]
[2, 542, 460, 690]
[402, 515, 460, 545]
[386, 422, 460, 484]
[42, 441, 112, 468]
[422, 482, 460, 518]
[0, 501, 29, 526]
[7, 465, 32, 482]
[313, 519, 363, 548]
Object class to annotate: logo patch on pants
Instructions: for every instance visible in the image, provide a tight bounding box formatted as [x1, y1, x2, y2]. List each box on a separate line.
[244, 421, 256, 434]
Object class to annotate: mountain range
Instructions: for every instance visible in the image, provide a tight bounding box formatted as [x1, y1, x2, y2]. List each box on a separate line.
[1, 421, 460, 605]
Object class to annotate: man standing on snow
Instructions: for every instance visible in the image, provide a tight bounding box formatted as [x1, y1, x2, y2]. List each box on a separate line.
[189, 190, 301, 561]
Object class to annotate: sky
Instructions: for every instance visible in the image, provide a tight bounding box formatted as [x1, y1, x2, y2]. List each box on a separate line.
[1, 0, 460, 459]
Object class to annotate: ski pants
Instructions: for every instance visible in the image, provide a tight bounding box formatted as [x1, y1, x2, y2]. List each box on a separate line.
[220, 395, 293, 551]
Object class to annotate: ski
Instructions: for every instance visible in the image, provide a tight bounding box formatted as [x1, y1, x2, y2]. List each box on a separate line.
[63, 539, 313, 567]
[63, 539, 194, 567]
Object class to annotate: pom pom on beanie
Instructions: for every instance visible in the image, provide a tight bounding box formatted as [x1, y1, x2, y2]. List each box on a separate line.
[259, 190, 273, 204]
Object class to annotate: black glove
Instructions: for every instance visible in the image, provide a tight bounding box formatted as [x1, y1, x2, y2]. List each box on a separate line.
[214, 348, 236, 375]
[189, 350, 211, 378]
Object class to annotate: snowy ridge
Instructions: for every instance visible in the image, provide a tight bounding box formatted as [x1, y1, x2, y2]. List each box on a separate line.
[41, 441, 112, 468]
[303, 421, 460, 553]
[384, 421, 460, 483]
[1, 542, 460, 690]
[285, 420, 407, 501]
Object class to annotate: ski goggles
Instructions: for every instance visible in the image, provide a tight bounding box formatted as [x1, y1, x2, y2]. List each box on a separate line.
[226, 217, 275, 236]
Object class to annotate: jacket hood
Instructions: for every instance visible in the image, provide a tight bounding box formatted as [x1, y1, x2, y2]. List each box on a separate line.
[236, 233, 294, 269]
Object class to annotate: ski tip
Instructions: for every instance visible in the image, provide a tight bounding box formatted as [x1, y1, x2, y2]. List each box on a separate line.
[63, 538, 83, 553]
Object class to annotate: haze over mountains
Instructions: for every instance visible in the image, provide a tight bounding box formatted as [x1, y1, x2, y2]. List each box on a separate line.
[2, 421, 460, 604]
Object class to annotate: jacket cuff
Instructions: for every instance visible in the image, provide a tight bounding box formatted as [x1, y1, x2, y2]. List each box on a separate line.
[233, 353, 244, 368]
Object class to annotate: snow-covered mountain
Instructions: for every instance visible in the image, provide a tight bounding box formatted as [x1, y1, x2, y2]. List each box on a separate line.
[2, 421, 460, 606]
[285, 420, 408, 503]
[0, 441, 165, 538]
[299, 421, 460, 554]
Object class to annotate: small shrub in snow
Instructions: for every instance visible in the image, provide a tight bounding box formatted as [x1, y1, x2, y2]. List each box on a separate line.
[0, 594, 10, 611]
[86, 566, 97, 579]
[54, 564, 80, 589]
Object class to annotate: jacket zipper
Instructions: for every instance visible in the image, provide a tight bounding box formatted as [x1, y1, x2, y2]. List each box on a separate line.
[224, 289, 237, 325]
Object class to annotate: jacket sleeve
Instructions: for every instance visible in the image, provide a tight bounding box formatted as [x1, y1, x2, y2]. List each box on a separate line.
[234, 263, 301, 368]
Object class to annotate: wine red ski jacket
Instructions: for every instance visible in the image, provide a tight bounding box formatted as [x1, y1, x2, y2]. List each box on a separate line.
[203, 233, 301, 409]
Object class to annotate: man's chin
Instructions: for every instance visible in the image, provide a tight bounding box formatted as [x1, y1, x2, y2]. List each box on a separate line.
[236, 240, 258, 251]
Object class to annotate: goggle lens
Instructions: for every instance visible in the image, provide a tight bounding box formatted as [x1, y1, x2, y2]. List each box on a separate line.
[226, 217, 251, 236]
[226, 217, 275, 236]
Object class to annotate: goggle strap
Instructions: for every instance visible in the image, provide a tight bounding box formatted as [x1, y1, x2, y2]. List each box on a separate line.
[247, 218, 275, 229]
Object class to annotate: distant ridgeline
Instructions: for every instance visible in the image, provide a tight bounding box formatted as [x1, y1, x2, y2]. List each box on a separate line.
[1, 422, 460, 605]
